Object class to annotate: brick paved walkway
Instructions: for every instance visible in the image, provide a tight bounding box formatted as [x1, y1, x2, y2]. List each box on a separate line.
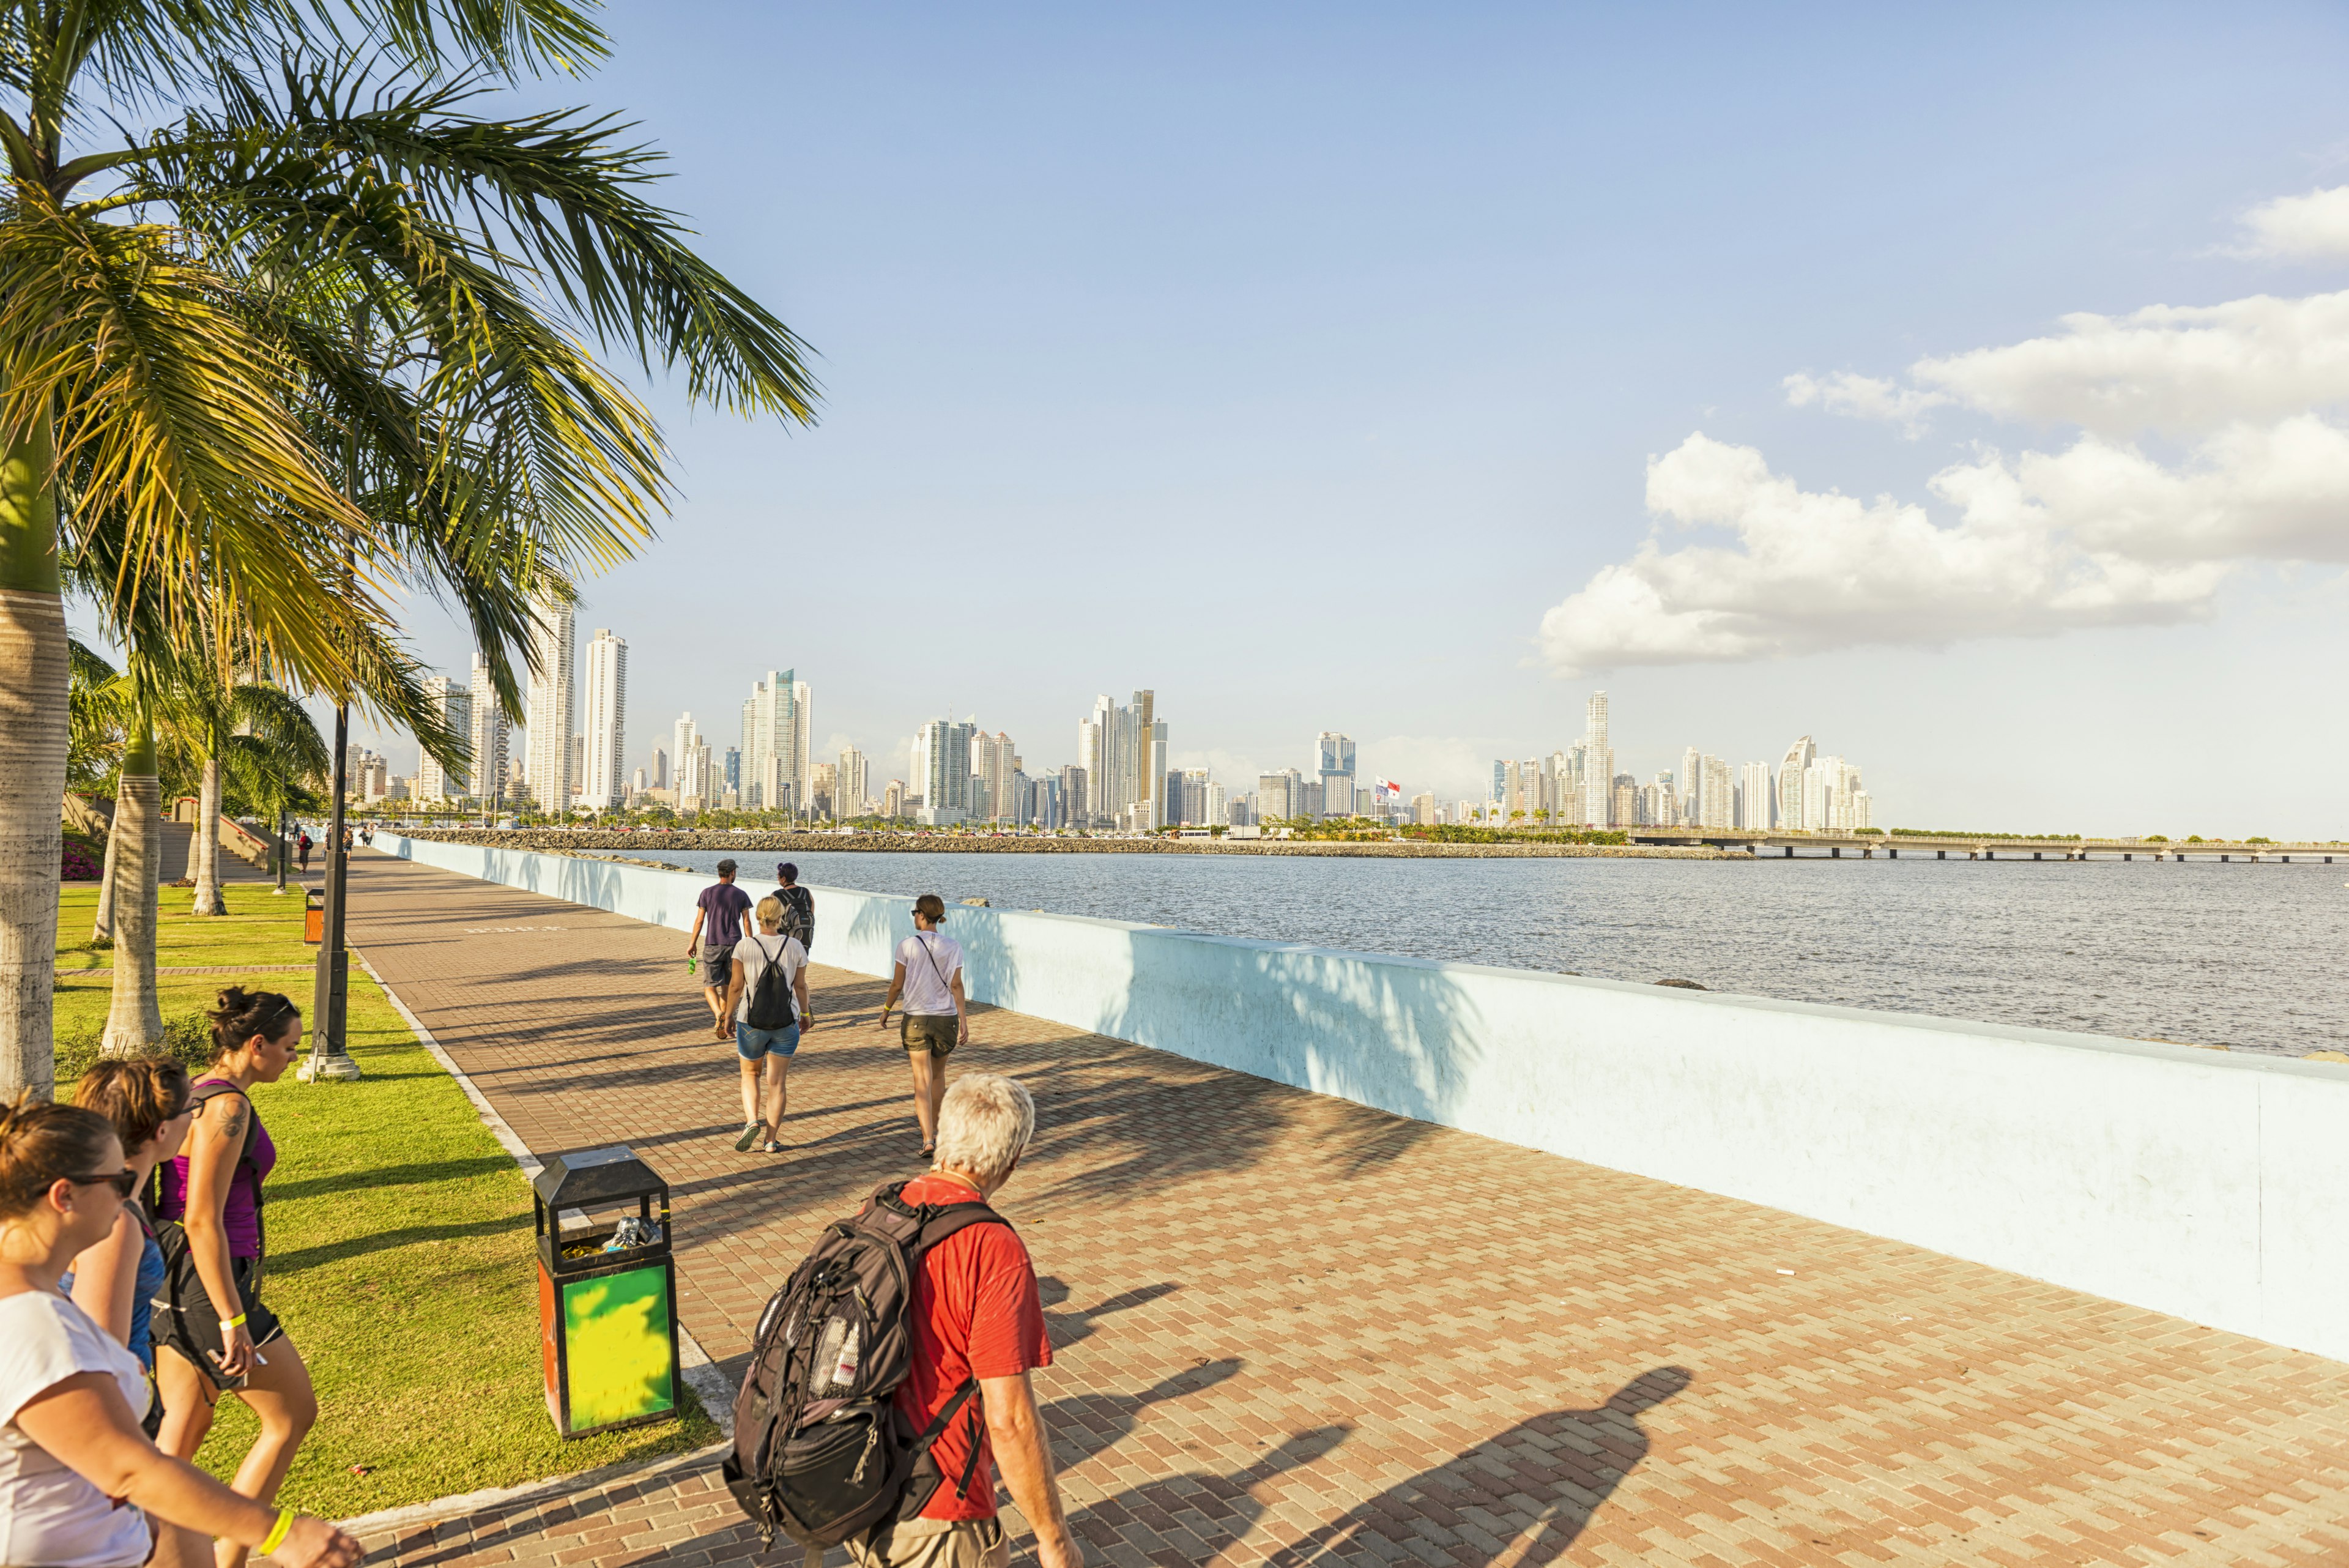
[340, 854, 2349, 1568]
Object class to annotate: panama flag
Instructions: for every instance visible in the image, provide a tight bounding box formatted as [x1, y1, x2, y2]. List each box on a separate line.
[1377, 778, 1401, 798]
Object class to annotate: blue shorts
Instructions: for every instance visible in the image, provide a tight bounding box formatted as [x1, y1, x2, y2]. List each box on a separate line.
[735, 1022, 800, 1061]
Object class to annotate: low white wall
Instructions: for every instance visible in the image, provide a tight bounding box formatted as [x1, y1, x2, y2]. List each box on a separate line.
[376, 833, 2349, 1365]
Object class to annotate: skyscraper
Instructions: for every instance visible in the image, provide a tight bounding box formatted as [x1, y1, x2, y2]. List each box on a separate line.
[1316, 732, 1356, 821]
[837, 748, 869, 817]
[415, 675, 473, 801]
[1580, 692, 1612, 826]
[524, 590, 575, 809]
[1737, 761, 1773, 830]
[1778, 735, 1816, 830]
[913, 717, 975, 820]
[581, 628, 628, 809]
[741, 670, 803, 814]
[467, 654, 508, 809]
[672, 715, 704, 806]
[974, 730, 1019, 821]
[1059, 765, 1088, 828]
[1258, 768, 1302, 822]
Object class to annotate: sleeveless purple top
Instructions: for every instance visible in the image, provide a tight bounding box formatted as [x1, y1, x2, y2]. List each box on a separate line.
[160, 1080, 277, 1258]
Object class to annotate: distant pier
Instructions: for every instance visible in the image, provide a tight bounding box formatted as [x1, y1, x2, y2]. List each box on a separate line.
[1627, 830, 2340, 862]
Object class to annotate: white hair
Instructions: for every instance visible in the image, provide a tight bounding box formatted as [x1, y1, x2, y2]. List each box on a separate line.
[933, 1074, 1034, 1184]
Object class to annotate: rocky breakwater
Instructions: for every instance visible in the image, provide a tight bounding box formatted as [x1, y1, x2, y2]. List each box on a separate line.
[390, 827, 1736, 860]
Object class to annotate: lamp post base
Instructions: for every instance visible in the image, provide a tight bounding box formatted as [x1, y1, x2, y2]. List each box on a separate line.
[299, 1052, 363, 1083]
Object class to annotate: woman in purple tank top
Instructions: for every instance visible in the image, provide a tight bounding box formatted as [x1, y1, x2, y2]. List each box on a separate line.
[154, 988, 315, 1568]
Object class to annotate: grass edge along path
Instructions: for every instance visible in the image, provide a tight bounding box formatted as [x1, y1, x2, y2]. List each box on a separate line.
[50, 886, 718, 1518]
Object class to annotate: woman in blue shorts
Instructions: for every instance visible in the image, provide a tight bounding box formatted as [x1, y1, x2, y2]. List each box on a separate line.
[724, 895, 815, 1153]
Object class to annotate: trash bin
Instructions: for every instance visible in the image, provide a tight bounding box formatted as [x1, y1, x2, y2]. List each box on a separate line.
[303, 888, 324, 945]
[532, 1146, 680, 1438]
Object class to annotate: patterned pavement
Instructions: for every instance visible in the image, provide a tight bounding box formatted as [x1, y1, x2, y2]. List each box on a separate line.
[336, 853, 2349, 1568]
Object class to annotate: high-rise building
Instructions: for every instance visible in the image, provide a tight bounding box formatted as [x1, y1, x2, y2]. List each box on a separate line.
[631, 767, 647, 797]
[415, 675, 473, 801]
[1610, 773, 1636, 828]
[837, 748, 869, 818]
[466, 654, 508, 809]
[650, 746, 669, 790]
[1059, 765, 1088, 828]
[1802, 755, 1869, 831]
[1173, 768, 1211, 826]
[811, 762, 837, 818]
[741, 671, 804, 814]
[974, 731, 1020, 821]
[672, 715, 705, 806]
[1778, 735, 1816, 830]
[1258, 768, 1302, 822]
[913, 718, 975, 821]
[881, 778, 905, 819]
[1206, 781, 1226, 827]
[524, 590, 575, 812]
[1316, 732, 1356, 820]
[1077, 690, 1163, 827]
[1411, 792, 1437, 826]
[579, 628, 627, 809]
[1737, 761, 1773, 830]
[1581, 693, 1613, 826]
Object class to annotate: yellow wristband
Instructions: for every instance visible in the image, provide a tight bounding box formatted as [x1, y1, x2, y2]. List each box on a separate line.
[258, 1508, 293, 1555]
[221, 1313, 247, 1329]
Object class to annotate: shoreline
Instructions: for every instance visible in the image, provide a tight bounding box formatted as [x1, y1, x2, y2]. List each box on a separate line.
[388, 827, 1740, 860]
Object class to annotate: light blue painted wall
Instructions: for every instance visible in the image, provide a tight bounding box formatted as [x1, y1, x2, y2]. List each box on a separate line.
[375, 834, 2349, 1366]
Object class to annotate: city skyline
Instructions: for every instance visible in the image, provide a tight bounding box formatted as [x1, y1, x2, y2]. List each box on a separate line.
[228, 6, 2349, 838]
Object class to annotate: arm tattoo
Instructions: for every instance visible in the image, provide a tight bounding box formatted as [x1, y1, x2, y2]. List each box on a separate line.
[216, 1099, 248, 1145]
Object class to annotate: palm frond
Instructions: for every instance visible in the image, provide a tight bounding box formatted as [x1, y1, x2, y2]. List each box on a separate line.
[0, 184, 387, 697]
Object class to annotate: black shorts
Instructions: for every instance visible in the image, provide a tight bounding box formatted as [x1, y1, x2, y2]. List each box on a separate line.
[156, 1254, 284, 1389]
[701, 942, 736, 987]
[900, 1014, 959, 1057]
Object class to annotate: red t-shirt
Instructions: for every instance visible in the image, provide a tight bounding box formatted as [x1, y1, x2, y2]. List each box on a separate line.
[894, 1175, 1052, 1521]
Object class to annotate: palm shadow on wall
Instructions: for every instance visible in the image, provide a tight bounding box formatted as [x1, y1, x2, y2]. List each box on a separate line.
[1268, 1367, 1691, 1568]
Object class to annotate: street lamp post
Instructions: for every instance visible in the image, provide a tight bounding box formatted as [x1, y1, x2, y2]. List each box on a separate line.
[302, 702, 361, 1082]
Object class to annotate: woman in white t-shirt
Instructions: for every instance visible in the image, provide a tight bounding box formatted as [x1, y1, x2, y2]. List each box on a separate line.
[721, 896, 815, 1155]
[0, 1095, 360, 1568]
[874, 893, 969, 1157]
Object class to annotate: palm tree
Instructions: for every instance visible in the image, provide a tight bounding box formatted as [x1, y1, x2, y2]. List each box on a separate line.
[100, 697, 166, 1057]
[1, 2, 817, 1096]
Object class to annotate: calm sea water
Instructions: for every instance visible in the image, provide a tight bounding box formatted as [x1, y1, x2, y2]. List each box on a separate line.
[645, 847, 2348, 1057]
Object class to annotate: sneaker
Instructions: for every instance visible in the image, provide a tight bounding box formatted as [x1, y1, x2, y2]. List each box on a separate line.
[734, 1120, 766, 1151]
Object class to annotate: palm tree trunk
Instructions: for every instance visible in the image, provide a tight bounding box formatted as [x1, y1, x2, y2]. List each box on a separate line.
[102, 713, 165, 1058]
[92, 819, 119, 945]
[190, 752, 226, 915]
[0, 415, 64, 1099]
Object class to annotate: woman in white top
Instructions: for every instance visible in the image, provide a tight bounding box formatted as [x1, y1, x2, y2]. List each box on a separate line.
[874, 893, 969, 1157]
[0, 1094, 360, 1568]
[722, 895, 815, 1154]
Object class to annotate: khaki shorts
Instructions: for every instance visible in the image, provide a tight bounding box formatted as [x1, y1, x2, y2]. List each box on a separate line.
[900, 1013, 959, 1056]
[847, 1517, 1006, 1568]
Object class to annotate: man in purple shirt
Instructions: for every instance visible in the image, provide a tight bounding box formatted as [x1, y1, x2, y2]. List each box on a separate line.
[686, 860, 753, 1041]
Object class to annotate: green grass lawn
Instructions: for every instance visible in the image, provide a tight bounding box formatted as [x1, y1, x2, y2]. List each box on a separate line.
[55, 878, 317, 973]
[51, 886, 717, 1519]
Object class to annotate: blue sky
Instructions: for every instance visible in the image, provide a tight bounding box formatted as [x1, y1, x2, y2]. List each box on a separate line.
[339, 2, 2349, 835]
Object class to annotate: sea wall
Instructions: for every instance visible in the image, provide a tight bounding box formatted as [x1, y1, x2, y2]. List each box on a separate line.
[388, 826, 1727, 859]
[375, 832, 2349, 1365]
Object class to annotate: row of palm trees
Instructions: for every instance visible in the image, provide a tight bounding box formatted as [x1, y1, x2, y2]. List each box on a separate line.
[2, 0, 818, 1096]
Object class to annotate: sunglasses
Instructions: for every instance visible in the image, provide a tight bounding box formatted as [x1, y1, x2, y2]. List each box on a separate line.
[69, 1170, 138, 1199]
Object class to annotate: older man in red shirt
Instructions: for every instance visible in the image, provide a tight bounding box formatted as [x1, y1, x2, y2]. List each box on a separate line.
[855, 1074, 1082, 1568]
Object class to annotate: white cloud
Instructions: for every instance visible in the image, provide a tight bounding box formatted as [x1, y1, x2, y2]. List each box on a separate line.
[1782, 371, 1946, 436]
[1538, 434, 2228, 675]
[2232, 186, 2349, 262]
[1909, 290, 2349, 436]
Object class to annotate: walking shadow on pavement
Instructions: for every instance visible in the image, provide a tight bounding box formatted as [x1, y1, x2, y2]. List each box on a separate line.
[1267, 1367, 1692, 1568]
[1068, 1425, 1351, 1566]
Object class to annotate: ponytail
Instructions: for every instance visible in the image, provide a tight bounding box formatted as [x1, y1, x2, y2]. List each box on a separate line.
[207, 987, 300, 1065]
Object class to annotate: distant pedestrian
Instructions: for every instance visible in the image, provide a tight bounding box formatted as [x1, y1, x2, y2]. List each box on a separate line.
[845, 1074, 1078, 1568]
[771, 863, 815, 949]
[722, 896, 814, 1154]
[294, 831, 311, 874]
[686, 859, 754, 1041]
[877, 894, 968, 1157]
[0, 1095, 365, 1568]
[772, 863, 815, 1024]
